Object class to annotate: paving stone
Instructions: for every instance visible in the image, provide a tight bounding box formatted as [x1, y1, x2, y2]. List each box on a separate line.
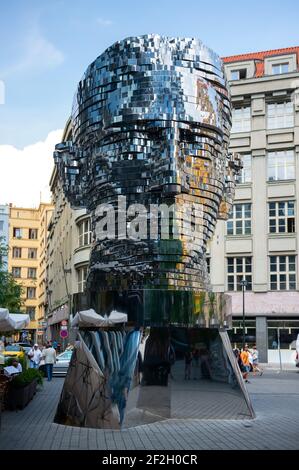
[0, 370, 299, 450]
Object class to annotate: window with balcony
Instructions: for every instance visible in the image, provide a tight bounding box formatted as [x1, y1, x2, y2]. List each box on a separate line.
[27, 267, 37, 279]
[270, 255, 296, 290]
[12, 247, 22, 258]
[28, 248, 37, 259]
[13, 228, 22, 238]
[227, 203, 251, 235]
[227, 257, 252, 291]
[269, 201, 295, 233]
[78, 219, 91, 247]
[29, 228, 38, 240]
[231, 107, 251, 133]
[267, 150, 295, 181]
[12, 267, 21, 278]
[77, 265, 88, 293]
[267, 102, 294, 129]
[27, 287, 36, 299]
[236, 154, 251, 184]
[272, 63, 289, 75]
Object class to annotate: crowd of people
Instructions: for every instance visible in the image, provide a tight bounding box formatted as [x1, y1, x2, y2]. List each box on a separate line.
[27, 342, 57, 381]
[2, 340, 73, 381]
[234, 344, 263, 383]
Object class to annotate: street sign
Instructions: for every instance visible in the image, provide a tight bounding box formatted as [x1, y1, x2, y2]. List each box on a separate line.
[60, 325, 68, 331]
[61, 320, 67, 326]
[60, 329, 68, 339]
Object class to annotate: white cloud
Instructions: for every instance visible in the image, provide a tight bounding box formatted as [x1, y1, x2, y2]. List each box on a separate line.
[1, 30, 64, 78]
[0, 129, 63, 208]
[96, 17, 114, 26]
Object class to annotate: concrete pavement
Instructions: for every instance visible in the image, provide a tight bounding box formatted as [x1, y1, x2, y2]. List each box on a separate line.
[0, 369, 298, 450]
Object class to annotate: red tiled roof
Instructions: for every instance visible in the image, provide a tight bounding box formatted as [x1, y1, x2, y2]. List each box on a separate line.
[222, 47, 299, 78]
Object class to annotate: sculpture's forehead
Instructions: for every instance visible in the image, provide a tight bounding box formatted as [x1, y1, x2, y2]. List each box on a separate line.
[71, 35, 230, 144]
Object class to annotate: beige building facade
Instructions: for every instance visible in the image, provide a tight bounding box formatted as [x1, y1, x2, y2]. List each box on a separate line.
[8, 203, 53, 341]
[46, 122, 91, 343]
[208, 47, 299, 362]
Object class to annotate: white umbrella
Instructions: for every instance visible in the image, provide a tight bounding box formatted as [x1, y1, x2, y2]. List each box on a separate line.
[0, 307, 30, 331]
[71, 309, 127, 328]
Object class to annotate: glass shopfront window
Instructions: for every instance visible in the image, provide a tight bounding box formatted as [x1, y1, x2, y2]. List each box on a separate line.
[231, 319, 256, 349]
[268, 319, 299, 350]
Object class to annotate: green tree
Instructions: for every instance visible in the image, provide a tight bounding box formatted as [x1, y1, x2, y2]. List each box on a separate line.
[0, 237, 24, 311]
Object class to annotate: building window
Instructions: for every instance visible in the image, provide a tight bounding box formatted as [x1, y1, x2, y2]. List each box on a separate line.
[236, 154, 251, 184]
[12, 267, 21, 278]
[12, 247, 22, 258]
[27, 267, 37, 279]
[26, 307, 36, 320]
[231, 69, 247, 81]
[231, 107, 251, 133]
[206, 257, 210, 274]
[231, 319, 256, 348]
[77, 266, 88, 293]
[27, 287, 36, 299]
[227, 257, 252, 291]
[267, 102, 294, 129]
[272, 63, 289, 75]
[270, 255, 296, 290]
[28, 248, 37, 259]
[78, 219, 91, 247]
[0, 221, 4, 231]
[227, 203, 251, 235]
[269, 201, 295, 233]
[29, 228, 38, 240]
[13, 228, 22, 238]
[268, 320, 299, 350]
[267, 150, 295, 181]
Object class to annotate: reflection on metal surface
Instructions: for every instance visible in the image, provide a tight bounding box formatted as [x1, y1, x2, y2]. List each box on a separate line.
[55, 327, 254, 428]
[54, 35, 253, 428]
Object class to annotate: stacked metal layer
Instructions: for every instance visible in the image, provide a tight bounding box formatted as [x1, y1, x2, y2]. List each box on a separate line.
[54, 34, 240, 295]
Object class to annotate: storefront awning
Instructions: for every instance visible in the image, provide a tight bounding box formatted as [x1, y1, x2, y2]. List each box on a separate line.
[0, 308, 30, 331]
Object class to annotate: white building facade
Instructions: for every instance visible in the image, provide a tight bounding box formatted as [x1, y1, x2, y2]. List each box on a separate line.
[208, 47, 299, 363]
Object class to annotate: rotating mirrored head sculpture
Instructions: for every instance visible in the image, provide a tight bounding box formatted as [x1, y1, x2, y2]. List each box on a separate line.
[54, 35, 253, 429]
[54, 34, 241, 327]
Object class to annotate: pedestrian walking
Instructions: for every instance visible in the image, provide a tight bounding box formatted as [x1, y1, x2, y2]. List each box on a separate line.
[252, 345, 263, 376]
[42, 342, 56, 381]
[28, 344, 42, 369]
[240, 345, 251, 383]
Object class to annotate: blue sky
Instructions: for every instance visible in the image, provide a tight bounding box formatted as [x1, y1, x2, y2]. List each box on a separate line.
[0, 0, 299, 148]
